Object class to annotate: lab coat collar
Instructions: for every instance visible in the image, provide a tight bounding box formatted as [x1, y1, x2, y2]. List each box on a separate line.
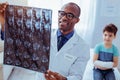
[51, 30, 79, 53]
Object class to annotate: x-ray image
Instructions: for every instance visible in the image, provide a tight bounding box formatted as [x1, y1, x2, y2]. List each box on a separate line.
[7, 6, 14, 16]
[33, 8, 41, 20]
[25, 8, 32, 18]
[25, 19, 32, 29]
[4, 5, 52, 73]
[7, 16, 14, 26]
[42, 10, 52, 31]
[15, 8, 23, 18]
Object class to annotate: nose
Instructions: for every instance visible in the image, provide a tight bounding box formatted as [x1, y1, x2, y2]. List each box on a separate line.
[105, 36, 109, 39]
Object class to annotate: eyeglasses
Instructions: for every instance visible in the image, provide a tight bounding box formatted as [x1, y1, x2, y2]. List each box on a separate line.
[58, 10, 78, 20]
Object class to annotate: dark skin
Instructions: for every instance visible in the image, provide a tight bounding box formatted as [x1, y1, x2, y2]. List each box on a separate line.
[44, 70, 67, 80]
[0, 2, 80, 80]
[0, 2, 8, 32]
[58, 3, 79, 35]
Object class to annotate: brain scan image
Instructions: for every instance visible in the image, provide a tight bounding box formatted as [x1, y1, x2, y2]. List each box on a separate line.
[4, 5, 52, 73]
[7, 6, 14, 16]
[25, 19, 32, 29]
[17, 9, 23, 17]
[16, 18, 23, 27]
[26, 9, 32, 18]
[35, 21, 40, 30]
[7, 16, 14, 26]
[33, 8, 41, 20]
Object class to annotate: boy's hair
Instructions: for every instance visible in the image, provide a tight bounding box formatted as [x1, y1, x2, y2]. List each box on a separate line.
[103, 23, 118, 36]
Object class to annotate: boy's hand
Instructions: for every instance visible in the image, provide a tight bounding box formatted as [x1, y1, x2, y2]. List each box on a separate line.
[0, 2, 8, 32]
[95, 65, 108, 70]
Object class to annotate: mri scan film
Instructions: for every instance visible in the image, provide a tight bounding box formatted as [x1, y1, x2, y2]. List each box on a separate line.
[4, 5, 52, 73]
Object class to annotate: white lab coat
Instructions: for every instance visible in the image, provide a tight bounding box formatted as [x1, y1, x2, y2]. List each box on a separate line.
[3, 29, 90, 80]
[49, 29, 90, 80]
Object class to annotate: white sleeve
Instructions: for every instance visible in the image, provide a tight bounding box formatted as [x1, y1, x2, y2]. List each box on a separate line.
[94, 60, 113, 68]
[3, 65, 14, 80]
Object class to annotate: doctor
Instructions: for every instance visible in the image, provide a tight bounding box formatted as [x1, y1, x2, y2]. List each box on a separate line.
[0, 2, 90, 80]
[45, 2, 90, 80]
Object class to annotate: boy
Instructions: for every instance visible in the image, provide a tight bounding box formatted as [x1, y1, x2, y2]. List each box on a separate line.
[93, 23, 119, 80]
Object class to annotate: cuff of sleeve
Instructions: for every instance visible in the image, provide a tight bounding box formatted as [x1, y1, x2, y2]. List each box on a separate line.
[1, 30, 4, 40]
[63, 77, 67, 80]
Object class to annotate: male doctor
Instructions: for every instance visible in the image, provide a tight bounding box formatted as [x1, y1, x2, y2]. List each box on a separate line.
[0, 2, 90, 80]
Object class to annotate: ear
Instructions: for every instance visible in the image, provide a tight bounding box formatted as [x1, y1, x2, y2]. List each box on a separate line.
[75, 18, 80, 23]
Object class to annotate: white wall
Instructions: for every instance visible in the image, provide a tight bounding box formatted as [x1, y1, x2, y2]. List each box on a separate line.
[0, 0, 28, 6]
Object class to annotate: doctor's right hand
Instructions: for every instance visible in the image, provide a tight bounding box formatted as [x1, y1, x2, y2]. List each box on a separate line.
[44, 70, 67, 80]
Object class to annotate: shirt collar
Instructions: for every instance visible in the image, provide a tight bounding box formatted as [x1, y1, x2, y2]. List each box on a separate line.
[57, 29, 74, 40]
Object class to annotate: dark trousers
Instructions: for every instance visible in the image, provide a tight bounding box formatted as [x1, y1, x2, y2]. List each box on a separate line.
[93, 68, 116, 80]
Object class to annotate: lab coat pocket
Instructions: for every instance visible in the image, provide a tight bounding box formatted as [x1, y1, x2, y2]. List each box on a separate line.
[59, 54, 77, 73]
[64, 54, 77, 62]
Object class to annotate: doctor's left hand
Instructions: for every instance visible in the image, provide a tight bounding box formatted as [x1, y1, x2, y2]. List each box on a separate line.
[44, 70, 67, 80]
[0, 2, 8, 32]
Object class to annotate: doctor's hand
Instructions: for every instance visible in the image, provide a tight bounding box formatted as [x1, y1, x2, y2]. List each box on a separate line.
[0, 2, 8, 32]
[44, 70, 67, 80]
[0, 2, 8, 15]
